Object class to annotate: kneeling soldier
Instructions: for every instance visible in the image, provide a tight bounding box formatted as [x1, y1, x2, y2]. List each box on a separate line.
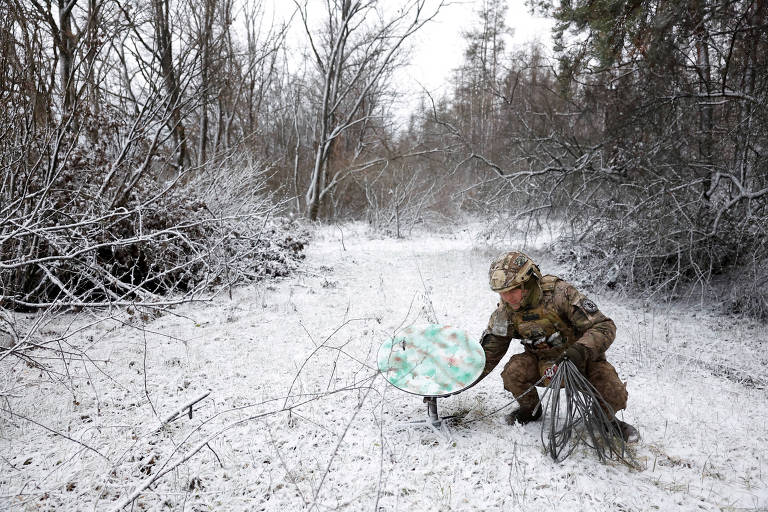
[479, 251, 639, 442]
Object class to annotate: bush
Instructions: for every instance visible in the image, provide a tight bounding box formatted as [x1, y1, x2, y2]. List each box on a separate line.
[0, 145, 307, 310]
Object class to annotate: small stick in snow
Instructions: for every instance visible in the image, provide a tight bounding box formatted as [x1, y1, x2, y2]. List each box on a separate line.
[160, 390, 212, 426]
[336, 224, 346, 251]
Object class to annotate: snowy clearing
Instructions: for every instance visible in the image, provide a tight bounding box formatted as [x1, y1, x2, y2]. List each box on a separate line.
[1, 222, 767, 511]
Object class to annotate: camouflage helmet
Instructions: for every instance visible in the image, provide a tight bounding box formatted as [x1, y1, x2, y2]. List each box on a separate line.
[488, 251, 542, 292]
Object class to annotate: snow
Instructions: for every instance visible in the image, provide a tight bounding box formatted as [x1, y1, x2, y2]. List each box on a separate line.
[1, 220, 767, 511]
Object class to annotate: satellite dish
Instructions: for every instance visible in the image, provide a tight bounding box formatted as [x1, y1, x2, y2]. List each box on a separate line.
[378, 324, 485, 427]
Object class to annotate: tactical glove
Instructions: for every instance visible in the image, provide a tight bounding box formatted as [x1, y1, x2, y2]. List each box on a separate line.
[561, 343, 589, 374]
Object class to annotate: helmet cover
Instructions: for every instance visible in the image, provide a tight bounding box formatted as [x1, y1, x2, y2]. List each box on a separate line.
[488, 251, 542, 292]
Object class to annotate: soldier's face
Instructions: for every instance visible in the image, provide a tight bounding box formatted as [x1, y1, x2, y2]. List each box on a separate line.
[500, 287, 525, 310]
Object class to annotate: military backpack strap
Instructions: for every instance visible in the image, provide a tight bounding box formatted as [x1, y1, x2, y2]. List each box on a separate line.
[540, 275, 559, 293]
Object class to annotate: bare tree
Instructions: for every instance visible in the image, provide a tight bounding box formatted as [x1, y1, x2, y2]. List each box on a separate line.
[415, 0, 768, 315]
[195, 0, 216, 166]
[295, 0, 443, 220]
[0, 0, 303, 318]
[151, 0, 188, 169]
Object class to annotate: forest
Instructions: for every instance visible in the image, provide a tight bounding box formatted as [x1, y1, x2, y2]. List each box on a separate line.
[2, 0, 766, 323]
[1, 0, 767, 509]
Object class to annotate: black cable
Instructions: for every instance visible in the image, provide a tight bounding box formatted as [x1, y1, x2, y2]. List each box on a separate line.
[459, 360, 638, 468]
[539, 360, 639, 468]
[463, 373, 548, 424]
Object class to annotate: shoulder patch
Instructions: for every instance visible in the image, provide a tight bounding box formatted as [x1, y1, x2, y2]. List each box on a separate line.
[580, 297, 599, 314]
[488, 307, 510, 336]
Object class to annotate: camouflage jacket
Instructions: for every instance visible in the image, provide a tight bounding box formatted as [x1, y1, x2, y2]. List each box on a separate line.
[484, 275, 616, 361]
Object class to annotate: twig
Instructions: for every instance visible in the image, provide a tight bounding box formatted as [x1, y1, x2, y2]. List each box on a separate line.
[310, 378, 377, 510]
[414, 260, 438, 323]
[160, 391, 212, 426]
[109, 377, 378, 511]
[0, 408, 109, 461]
[206, 443, 223, 468]
[268, 424, 308, 505]
[283, 317, 378, 409]
[336, 224, 346, 251]
[143, 329, 158, 420]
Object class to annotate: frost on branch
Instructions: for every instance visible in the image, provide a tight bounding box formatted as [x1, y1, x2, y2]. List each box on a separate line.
[0, 139, 308, 312]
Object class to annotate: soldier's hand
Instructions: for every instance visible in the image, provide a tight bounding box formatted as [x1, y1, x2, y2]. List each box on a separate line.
[561, 344, 589, 374]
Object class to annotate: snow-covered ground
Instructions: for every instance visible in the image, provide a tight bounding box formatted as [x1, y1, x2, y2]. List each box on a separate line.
[1, 221, 767, 511]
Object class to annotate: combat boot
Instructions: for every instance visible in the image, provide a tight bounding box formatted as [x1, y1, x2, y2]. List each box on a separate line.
[613, 419, 640, 443]
[505, 407, 542, 425]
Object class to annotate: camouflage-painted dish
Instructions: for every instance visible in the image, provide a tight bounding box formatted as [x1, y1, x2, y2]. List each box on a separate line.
[378, 324, 485, 397]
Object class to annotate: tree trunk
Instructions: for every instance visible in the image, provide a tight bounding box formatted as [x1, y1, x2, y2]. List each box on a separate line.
[740, 0, 765, 186]
[58, 0, 76, 117]
[691, 0, 713, 201]
[85, 0, 101, 143]
[197, 0, 214, 167]
[153, 0, 187, 170]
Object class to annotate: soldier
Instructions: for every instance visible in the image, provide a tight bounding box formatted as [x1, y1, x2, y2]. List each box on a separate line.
[479, 251, 639, 442]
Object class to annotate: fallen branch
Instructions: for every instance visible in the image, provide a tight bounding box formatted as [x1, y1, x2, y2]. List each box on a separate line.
[0, 408, 110, 462]
[109, 376, 378, 511]
[161, 390, 212, 426]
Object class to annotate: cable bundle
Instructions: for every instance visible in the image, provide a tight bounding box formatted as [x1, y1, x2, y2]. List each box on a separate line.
[538, 360, 638, 468]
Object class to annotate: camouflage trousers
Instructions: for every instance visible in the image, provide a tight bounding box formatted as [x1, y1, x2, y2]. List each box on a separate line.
[501, 351, 628, 416]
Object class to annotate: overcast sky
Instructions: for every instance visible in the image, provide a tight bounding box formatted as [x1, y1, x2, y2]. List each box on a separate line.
[405, 1, 555, 95]
[266, 1, 555, 121]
